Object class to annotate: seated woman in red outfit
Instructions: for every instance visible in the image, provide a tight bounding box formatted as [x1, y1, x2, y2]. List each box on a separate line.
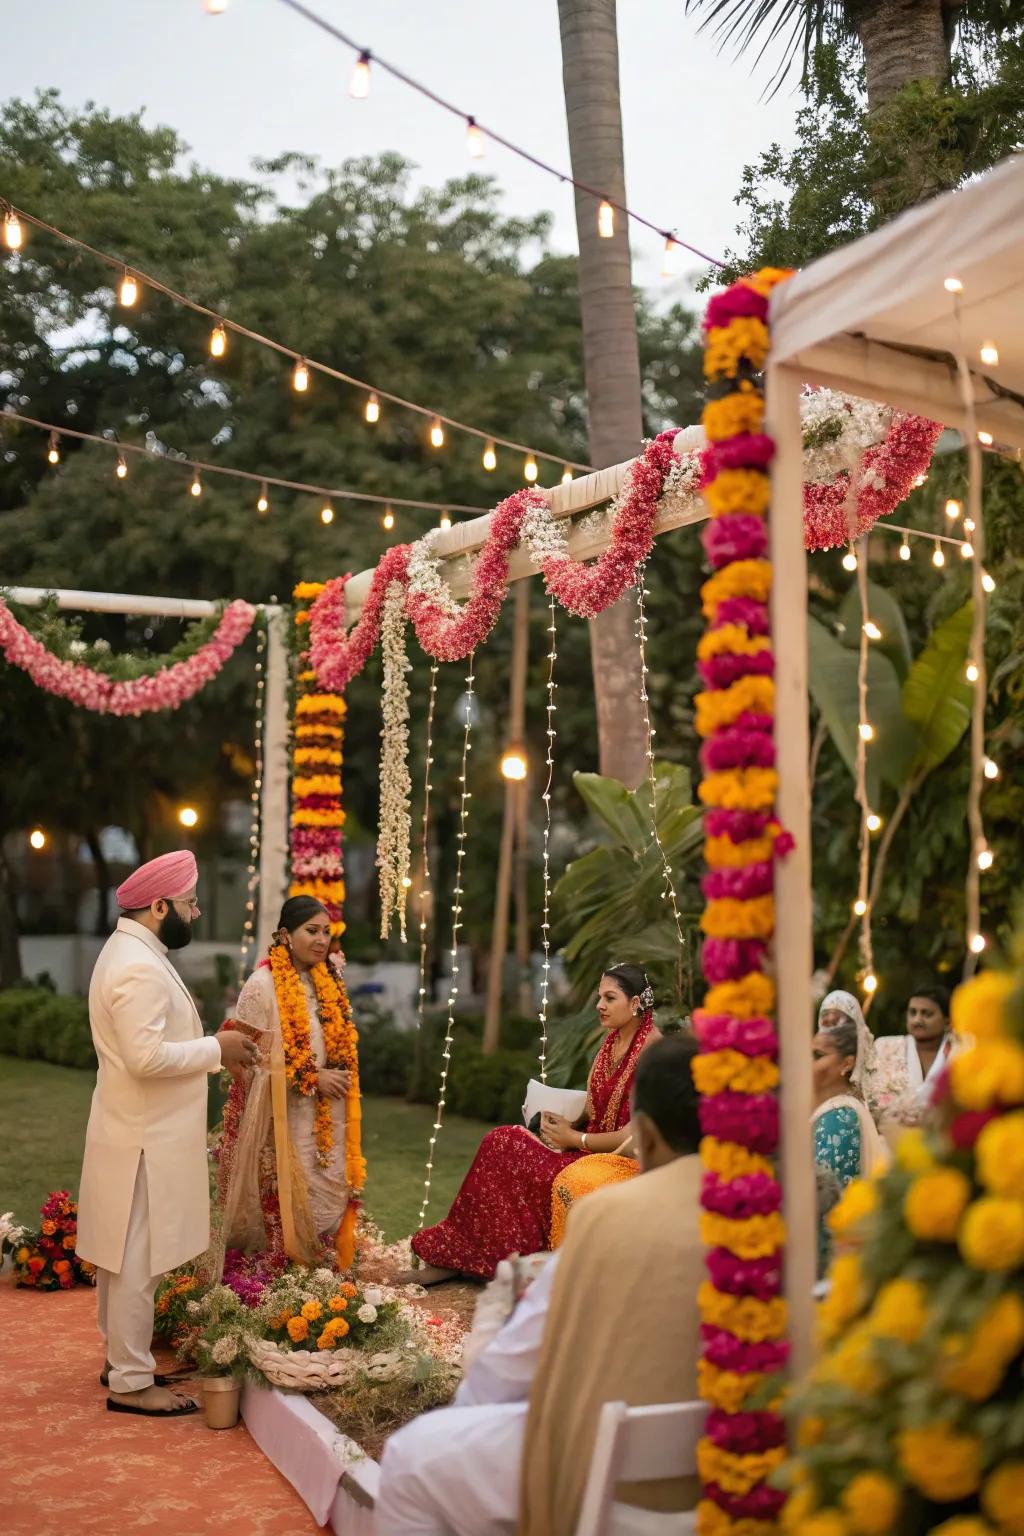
[405, 963, 660, 1284]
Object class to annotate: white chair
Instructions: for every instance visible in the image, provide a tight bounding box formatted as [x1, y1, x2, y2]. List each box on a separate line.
[574, 1400, 706, 1536]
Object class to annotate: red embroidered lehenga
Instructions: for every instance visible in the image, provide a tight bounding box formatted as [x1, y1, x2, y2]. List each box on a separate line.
[411, 1018, 653, 1278]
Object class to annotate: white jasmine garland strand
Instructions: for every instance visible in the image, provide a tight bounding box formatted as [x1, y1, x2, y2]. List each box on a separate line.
[415, 664, 439, 1028]
[377, 582, 412, 941]
[537, 594, 558, 1083]
[418, 656, 476, 1229]
[237, 618, 266, 984]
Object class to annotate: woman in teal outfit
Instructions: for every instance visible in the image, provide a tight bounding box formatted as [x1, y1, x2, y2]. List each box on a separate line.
[811, 1009, 887, 1191]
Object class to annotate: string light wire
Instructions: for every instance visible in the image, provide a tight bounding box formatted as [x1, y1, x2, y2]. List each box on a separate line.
[414, 664, 440, 1038]
[536, 595, 558, 1084]
[635, 566, 687, 976]
[237, 617, 267, 983]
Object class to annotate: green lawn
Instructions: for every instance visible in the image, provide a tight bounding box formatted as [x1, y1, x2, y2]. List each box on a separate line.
[0, 1057, 486, 1241]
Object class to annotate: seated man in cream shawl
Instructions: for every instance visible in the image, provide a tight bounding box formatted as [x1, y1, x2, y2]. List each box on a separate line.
[375, 1035, 703, 1536]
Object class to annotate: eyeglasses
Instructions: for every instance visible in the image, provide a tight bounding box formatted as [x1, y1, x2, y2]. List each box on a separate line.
[163, 895, 201, 914]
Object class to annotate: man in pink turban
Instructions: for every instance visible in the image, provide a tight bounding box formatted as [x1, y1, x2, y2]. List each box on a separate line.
[76, 851, 257, 1417]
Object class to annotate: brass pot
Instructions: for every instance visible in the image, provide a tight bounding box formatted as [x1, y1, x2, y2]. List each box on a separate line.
[202, 1375, 241, 1430]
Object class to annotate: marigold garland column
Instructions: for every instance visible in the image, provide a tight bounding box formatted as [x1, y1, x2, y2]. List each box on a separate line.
[693, 268, 795, 1536]
[290, 581, 346, 936]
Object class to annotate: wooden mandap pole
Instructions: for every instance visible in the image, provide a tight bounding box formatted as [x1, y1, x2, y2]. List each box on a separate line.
[765, 359, 817, 1378]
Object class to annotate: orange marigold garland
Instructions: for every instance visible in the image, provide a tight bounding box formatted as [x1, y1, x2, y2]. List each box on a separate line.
[694, 268, 794, 1536]
[290, 581, 347, 934]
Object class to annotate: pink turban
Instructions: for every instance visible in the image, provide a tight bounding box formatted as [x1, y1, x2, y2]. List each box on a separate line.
[116, 850, 198, 911]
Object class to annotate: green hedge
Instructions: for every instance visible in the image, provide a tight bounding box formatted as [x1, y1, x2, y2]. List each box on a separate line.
[0, 989, 96, 1070]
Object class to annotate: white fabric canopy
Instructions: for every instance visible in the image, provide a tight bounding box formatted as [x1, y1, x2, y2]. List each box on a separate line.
[769, 154, 1024, 447]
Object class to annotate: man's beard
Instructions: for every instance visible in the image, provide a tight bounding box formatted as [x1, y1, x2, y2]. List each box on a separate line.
[158, 906, 194, 950]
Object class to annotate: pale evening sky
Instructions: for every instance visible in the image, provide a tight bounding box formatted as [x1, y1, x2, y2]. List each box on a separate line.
[4, 0, 800, 291]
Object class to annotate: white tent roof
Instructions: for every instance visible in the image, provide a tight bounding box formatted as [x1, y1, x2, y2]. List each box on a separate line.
[769, 154, 1024, 449]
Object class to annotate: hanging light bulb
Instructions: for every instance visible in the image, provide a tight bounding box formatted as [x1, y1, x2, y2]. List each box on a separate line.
[365, 392, 381, 424]
[482, 440, 497, 472]
[203, 0, 229, 12]
[466, 117, 485, 158]
[190, 471, 202, 498]
[561, 465, 573, 485]
[899, 539, 912, 561]
[382, 507, 395, 531]
[980, 342, 999, 367]
[3, 210, 23, 250]
[970, 932, 986, 955]
[943, 276, 963, 294]
[961, 541, 974, 560]
[978, 430, 994, 446]
[320, 502, 334, 525]
[350, 51, 371, 98]
[966, 660, 980, 683]
[119, 270, 139, 307]
[863, 972, 879, 995]
[963, 517, 976, 534]
[914, 473, 927, 489]
[853, 898, 868, 916]
[984, 757, 999, 780]
[977, 846, 994, 871]
[945, 498, 962, 521]
[292, 358, 310, 393]
[439, 511, 452, 530]
[523, 454, 539, 483]
[115, 454, 128, 479]
[982, 571, 996, 594]
[209, 323, 227, 358]
[932, 544, 946, 568]
[859, 722, 875, 742]
[661, 234, 681, 277]
[47, 432, 60, 466]
[597, 199, 615, 239]
[430, 418, 445, 449]
[863, 620, 882, 640]
[842, 548, 858, 572]
[867, 812, 882, 833]
[257, 482, 269, 515]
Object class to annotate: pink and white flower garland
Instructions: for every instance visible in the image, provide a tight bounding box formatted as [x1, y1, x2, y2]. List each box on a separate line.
[0, 597, 256, 715]
[802, 409, 943, 552]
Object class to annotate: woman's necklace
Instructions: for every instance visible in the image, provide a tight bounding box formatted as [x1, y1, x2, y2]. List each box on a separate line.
[608, 1023, 638, 1068]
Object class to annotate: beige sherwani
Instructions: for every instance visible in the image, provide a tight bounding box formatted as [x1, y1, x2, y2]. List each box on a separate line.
[76, 919, 222, 1392]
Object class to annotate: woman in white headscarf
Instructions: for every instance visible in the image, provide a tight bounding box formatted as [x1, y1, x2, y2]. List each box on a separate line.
[812, 992, 888, 1186]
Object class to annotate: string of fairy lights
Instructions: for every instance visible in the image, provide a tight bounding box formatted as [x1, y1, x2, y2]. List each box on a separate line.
[535, 595, 559, 1084]
[237, 616, 267, 983]
[414, 665, 439, 1033]
[418, 656, 476, 1230]
[635, 565, 687, 969]
[0, 201, 587, 487]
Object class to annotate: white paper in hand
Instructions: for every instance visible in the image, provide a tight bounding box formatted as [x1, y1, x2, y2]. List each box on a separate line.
[522, 1079, 588, 1127]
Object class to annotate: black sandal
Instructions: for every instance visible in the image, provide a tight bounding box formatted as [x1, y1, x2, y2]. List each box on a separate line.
[106, 1395, 199, 1418]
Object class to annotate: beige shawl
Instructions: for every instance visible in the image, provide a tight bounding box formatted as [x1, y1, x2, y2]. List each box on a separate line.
[519, 1154, 704, 1536]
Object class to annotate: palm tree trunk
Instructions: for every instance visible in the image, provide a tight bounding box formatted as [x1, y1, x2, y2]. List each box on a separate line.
[856, 0, 949, 111]
[0, 840, 23, 988]
[557, 0, 648, 789]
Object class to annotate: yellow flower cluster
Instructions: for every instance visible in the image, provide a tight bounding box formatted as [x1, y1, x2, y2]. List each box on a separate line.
[868, 1277, 927, 1342]
[692, 1048, 780, 1096]
[941, 1292, 1024, 1400]
[950, 1037, 1024, 1110]
[904, 1166, 972, 1241]
[959, 1195, 1024, 1271]
[295, 692, 347, 717]
[701, 560, 773, 619]
[295, 721, 343, 741]
[698, 1281, 787, 1342]
[697, 1499, 777, 1536]
[293, 581, 325, 601]
[976, 1110, 1024, 1195]
[696, 1441, 786, 1497]
[705, 833, 777, 869]
[816, 1252, 864, 1343]
[301, 1299, 323, 1321]
[703, 317, 771, 382]
[697, 1358, 766, 1414]
[982, 1462, 1024, 1534]
[827, 1177, 878, 1236]
[704, 973, 776, 1020]
[294, 747, 343, 767]
[316, 1315, 350, 1349]
[702, 467, 771, 517]
[699, 1137, 774, 1181]
[701, 893, 777, 940]
[291, 807, 346, 828]
[288, 877, 345, 907]
[699, 769, 779, 813]
[700, 1211, 786, 1261]
[695, 676, 775, 736]
[894, 1126, 934, 1172]
[951, 969, 1015, 1040]
[703, 385, 766, 443]
[698, 625, 772, 661]
[287, 1315, 309, 1343]
[812, 1321, 882, 1395]
[291, 774, 343, 798]
[898, 1424, 982, 1501]
[840, 1471, 902, 1536]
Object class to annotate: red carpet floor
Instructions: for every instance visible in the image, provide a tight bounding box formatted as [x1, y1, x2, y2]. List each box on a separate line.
[0, 1281, 322, 1535]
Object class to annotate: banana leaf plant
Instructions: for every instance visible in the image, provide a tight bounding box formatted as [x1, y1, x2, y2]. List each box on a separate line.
[808, 584, 974, 977]
[545, 762, 703, 1088]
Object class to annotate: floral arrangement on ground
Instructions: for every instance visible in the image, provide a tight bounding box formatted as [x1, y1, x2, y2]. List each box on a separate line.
[8, 1190, 95, 1290]
[781, 950, 1024, 1536]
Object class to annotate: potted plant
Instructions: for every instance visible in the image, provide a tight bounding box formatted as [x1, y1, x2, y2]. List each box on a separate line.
[191, 1286, 252, 1430]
